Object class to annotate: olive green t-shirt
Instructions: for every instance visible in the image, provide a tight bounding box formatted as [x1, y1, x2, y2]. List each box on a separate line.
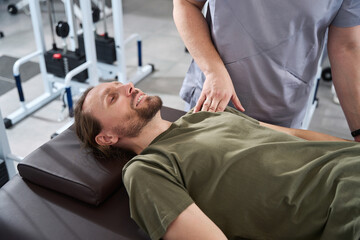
[122, 108, 360, 240]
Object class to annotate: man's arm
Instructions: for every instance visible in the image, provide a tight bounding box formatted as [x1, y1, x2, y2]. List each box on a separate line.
[163, 203, 227, 240]
[327, 25, 360, 141]
[173, 0, 244, 113]
[260, 122, 351, 142]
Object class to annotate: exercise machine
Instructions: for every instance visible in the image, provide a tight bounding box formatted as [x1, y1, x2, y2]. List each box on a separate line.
[78, 0, 154, 84]
[0, 108, 21, 184]
[7, 0, 32, 15]
[3, 0, 98, 129]
[7, 0, 109, 18]
[4, 0, 154, 130]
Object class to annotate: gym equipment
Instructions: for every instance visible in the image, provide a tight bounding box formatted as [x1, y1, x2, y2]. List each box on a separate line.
[44, 48, 88, 82]
[3, 0, 99, 129]
[321, 67, 332, 82]
[44, 0, 88, 82]
[78, 1, 116, 64]
[77, 0, 154, 83]
[7, 0, 107, 18]
[4, 0, 154, 129]
[61, 0, 154, 123]
[301, 61, 321, 130]
[0, 108, 20, 182]
[7, 0, 28, 15]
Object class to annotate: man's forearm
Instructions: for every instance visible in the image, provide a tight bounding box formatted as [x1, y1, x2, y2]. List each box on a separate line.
[163, 203, 227, 240]
[260, 122, 351, 141]
[173, 0, 226, 76]
[328, 25, 360, 140]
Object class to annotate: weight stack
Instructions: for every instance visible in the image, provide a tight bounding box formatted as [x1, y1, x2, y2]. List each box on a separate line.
[0, 161, 9, 188]
[78, 33, 116, 64]
[44, 49, 88, 82]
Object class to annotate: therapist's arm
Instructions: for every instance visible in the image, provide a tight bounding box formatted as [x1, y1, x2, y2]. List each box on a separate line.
[260, 122, 351, 142]
[327, 25, 360, 142]
[173, 0, 244, 113]
[163, 203, 227, 240]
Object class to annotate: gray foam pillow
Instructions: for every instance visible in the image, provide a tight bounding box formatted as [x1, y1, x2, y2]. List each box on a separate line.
[17, 126, 128, 206]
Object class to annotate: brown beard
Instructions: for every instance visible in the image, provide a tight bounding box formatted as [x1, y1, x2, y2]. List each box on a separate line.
[113, 91, 162, 138]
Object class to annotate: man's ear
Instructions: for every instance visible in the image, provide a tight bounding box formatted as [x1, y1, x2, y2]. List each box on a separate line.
[95, 131, 119, 146]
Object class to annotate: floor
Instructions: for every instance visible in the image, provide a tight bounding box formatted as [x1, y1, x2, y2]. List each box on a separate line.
[0, 0, 351, 177]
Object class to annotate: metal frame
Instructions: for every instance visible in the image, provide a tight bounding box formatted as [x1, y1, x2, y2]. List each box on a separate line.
[301, 77, 320, 130]
[4, 0, 153, 133]
[62, 0, 99, 117]
[301, 56, 322, 130]
[96, 0, 154, 84]
[3, 0, 100, 128]
[63, 0, 154, 118]
[0, 109, 21, 180]
[3, 0, 63, 129]
[53, 0, 154, 136]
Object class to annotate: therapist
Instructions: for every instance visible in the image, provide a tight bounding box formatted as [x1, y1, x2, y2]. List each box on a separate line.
[173, 0, 360, 140]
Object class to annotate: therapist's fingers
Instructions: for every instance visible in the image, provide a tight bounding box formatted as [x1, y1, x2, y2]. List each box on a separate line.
[194, 94, 206, 113]
[231, 94, 245, 112]
[208, 99, 220, 112]
[216, 99, 228, 112]
[201, 98, 212, 112]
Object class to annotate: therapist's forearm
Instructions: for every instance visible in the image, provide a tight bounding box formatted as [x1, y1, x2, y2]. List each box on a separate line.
[330, 48, 360, 133]
[173, 0, 226, 76]
[328, 26, 360, 140]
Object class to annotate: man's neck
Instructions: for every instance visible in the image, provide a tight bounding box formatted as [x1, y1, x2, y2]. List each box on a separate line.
[120, 112, 172, 154]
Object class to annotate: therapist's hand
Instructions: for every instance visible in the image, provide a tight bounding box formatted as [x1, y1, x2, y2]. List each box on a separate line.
[194, 71, 245, 113]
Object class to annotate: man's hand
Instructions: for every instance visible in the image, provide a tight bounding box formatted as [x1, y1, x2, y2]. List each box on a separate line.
[194, 71, 245, 113]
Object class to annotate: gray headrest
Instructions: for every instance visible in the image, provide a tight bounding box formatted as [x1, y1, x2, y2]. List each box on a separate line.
[17, 126, 129, 206]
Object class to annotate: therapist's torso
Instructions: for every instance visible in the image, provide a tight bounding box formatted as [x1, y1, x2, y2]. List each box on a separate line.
[180, 0, 354, 127]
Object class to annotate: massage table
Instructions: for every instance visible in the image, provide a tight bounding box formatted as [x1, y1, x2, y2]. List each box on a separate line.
[0, 106, 186, 240]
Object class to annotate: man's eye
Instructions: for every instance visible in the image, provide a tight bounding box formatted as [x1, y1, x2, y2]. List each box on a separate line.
[108, 95, 115, 104]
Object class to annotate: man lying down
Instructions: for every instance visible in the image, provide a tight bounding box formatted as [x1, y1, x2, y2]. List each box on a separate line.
[74, 81, 360, 240]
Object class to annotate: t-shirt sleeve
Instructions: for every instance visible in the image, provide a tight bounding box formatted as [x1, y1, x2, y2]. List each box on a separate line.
[331, 0, 360, 27]
[123, 160, 194, 240]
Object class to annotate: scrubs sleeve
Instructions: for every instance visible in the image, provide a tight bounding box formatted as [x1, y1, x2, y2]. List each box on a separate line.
[123, 160, 194, 240]
[331, 0, 360, 27]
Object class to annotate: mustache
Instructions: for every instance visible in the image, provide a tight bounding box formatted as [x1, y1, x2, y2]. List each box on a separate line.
[130, 90, 140, 107]
[132, 90, 139, 99]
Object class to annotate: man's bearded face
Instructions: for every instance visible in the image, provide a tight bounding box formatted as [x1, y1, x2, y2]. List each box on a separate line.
[113, 90, 163, 138]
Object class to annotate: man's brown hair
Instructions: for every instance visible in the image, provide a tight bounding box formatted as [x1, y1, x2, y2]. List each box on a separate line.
[74, 87, 135, 161]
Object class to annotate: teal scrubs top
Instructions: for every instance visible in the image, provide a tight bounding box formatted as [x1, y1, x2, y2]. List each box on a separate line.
[180, 0, 360, 127]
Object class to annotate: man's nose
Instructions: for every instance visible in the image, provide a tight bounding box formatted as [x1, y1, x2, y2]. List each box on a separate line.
[124, 82, 135, 96]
